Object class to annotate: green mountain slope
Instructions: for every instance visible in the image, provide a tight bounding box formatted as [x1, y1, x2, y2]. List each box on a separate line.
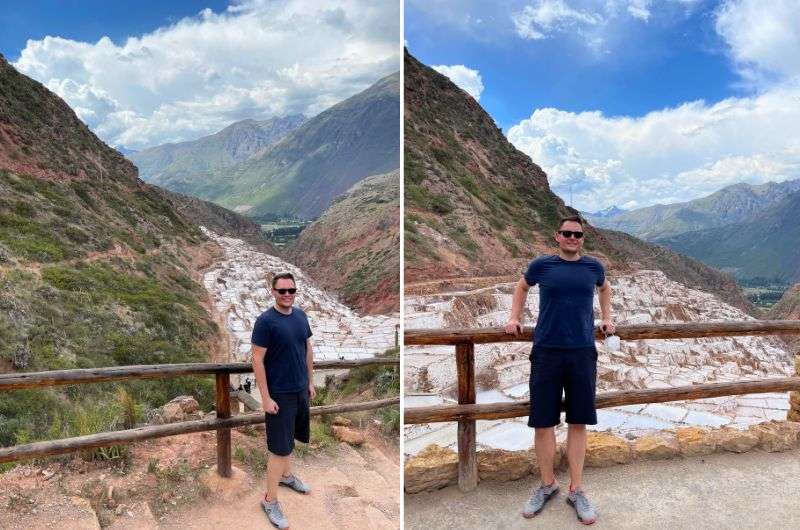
[655, 191, 800, 283]
[209, 72, 400, 220]
[403, 49, 753, 314]
[128, 115, 305, 197]
[285, 170, 399, 315]
[587, 179, 800, 240]
[0, 54, 225, 449]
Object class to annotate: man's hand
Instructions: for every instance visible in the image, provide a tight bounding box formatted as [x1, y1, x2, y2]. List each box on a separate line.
[504, 319, 523, 335]
[600, 319, 616, 335]
[308, 384, 316, 401]
[263, 397, 279, 414]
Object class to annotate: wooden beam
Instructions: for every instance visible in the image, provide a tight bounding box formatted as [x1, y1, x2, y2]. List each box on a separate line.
[216, 373, 232, 478]
[404, 377, 800, 424]
[0, 397, 399, 464]
[231, 390, 261, 412]
[404, 320, 800, 346]
[455, 343, 477, 492]
[0, 358, 399, 391]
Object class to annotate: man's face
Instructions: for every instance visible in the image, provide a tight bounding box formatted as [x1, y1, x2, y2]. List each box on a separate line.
[272, 278, 296, 308]
[555, 221, 584, 254]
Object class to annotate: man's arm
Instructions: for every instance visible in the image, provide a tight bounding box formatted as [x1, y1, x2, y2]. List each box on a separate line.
[251, 344, 279, 413]
[306, 338, 315, 400]
[504, 277, 531, 335]
[597, 279, 615, 335]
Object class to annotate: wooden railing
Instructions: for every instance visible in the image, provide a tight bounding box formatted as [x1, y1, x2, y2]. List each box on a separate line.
[404, 320, 800, 492]
[0, 358, 400, 473]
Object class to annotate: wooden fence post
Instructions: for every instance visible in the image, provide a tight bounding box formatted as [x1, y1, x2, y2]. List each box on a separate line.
[216, 372, 232, 477]
[455, 342, 477, 492]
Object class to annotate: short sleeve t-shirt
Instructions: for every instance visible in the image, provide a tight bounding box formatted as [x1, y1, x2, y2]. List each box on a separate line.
[524, 255, 605, 349]
[251, 306, 313, 393]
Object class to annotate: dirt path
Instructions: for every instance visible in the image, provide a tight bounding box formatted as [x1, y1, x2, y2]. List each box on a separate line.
[0, 429, 400, 529]
[405, 448, 800, 529]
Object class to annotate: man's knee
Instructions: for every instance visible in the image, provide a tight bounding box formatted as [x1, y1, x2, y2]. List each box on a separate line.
[567, 423, 587, 431]
[535, 426, 556, 436]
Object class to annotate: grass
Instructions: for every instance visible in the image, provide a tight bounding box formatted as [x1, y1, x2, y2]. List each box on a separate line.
[234, 445, 267, 478]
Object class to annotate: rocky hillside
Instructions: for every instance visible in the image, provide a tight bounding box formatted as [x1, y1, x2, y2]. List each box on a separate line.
[129, 115, 305, 197]
[205, 72, 400, 220]
[285, 170, 400, 315]
[768, 284, 800, 353]
[158, 189, 276, 253]
[0, 54, 226, 448]
[403, 49, 754, 314]
[655, 190, 800, 283]
[587, 178, 800, 240]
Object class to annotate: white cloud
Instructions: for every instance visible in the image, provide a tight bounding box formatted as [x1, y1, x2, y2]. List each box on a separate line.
[431, 64, 484, 100]
[13, 0, 399, 150]
[512, 0, 602, 41]
[715, 0, 800, 86]
[507, 82, 800, 211]
[626, 0, 652, 21]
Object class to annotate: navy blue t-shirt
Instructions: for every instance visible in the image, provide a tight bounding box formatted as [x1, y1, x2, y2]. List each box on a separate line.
[524, 255, 605, 349]
[251, 306, 313, 393]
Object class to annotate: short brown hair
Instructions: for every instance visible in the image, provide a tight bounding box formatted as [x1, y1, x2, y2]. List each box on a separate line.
[558, 215, 584, 230]
[271, 272, 296, 289]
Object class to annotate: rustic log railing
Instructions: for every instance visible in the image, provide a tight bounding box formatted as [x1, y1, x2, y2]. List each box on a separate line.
[0, 358, 399, 471]
[404, 320, 800, 492]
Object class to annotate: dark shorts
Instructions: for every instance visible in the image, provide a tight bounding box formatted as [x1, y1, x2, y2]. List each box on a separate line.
[264, 390, 310, 456]
[528, 345, 598, 428]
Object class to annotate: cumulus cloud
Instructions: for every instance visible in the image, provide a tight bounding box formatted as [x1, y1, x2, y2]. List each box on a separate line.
[715, 0, 800, 85]
[13, 0, 399, 149]
[504, 0, 800, 212]
[507, 82, 800, 211]
[431, 64, 484, 100]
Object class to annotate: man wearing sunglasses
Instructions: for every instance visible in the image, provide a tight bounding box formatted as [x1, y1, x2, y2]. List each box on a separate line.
[251, 272, 315, 529]
[505, 216, 614, 525]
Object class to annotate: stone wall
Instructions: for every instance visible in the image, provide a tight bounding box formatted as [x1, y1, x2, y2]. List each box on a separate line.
[404, 420, 800, 493]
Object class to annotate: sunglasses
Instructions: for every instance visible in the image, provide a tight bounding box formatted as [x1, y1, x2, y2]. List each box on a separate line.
[275, 288, 297, 295]
[558, 230, 584, 239]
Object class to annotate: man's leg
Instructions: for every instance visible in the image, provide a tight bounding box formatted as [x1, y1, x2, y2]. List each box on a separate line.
[266, 452, 290, 501]
[534, 427, 557, 485]
[566, 423, 587, 490]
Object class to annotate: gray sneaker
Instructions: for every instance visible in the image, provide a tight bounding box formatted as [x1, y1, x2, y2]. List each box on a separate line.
[567, 488, 598, 525]
[280, 473, 311, 494]
[522, 481, 559, 518]
[261, 499, 289, 529]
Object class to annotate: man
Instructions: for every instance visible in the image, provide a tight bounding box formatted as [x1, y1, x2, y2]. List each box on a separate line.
[504, 216, 614, 525]
[251, 272, 316, 529]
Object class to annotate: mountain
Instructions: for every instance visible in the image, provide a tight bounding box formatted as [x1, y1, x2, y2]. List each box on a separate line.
[187, 72, 400, 220]
[587, 179, 800, 240]
[285, 170, 399, 315]
[0, 53, 230, 446]
[655, 190, 800, 283]
[584, 205, 625, 218]
[128, 115, 305, 195]
[767, 283, 800, 353]
[403, 49, 753, 313]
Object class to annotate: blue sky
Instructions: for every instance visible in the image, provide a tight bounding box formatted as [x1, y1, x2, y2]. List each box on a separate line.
[407, 1, 736, 130]
[406, 0, 800, 212]
[4, 0, 399, 151]
[0, 1, 230, 61]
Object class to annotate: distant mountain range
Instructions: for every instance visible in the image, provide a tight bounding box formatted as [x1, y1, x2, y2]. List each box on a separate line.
[130, 72, 400, 221]
[584, 205, 625, 218]
[586, 179, 800, 240]
[286, 170, 399, 314]
[403, 49, 753, 313]
[586, 179, 800, 282]
[655, 190, 800, 283]
[129, 115, 306, 193]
